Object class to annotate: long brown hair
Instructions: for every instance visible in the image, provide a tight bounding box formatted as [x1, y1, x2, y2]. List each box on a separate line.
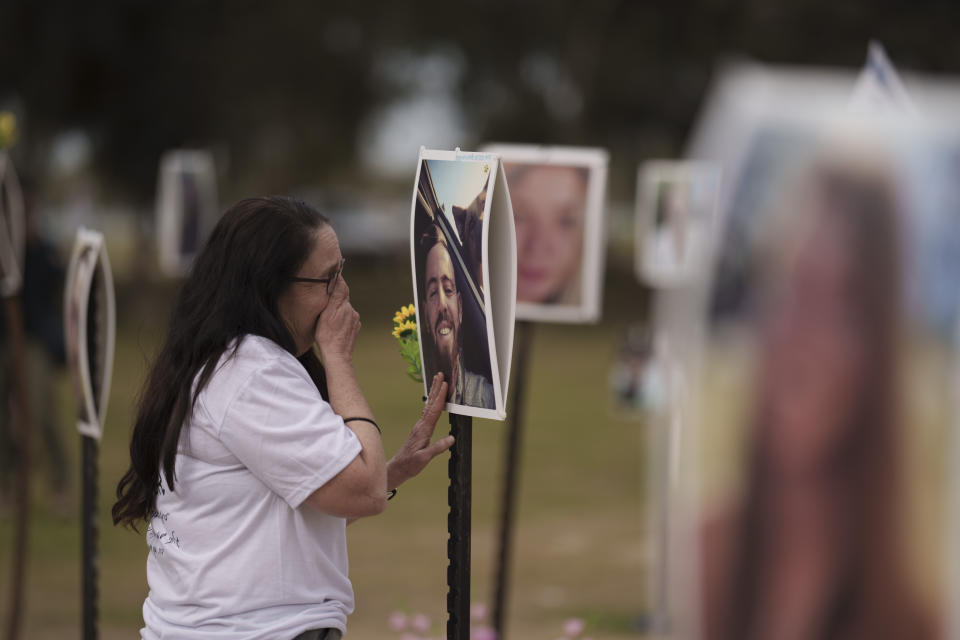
[112, 196, 330, 530]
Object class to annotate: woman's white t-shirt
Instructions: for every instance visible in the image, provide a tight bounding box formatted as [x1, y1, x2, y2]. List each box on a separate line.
[141, 335, 363, 640]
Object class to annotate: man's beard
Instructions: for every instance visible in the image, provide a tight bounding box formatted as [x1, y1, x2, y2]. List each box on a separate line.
[431, 311, 458, 397]
[436, 346, 455, 394]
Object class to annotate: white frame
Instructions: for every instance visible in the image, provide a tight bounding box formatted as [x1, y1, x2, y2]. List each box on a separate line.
[482, 144, 608, 324]
[635, 161, 722, 289]
[0, 151, 25, 297]
[410, 147, 517, 421]
[156, 149, 218, 278]
[64, 228, 116, 440]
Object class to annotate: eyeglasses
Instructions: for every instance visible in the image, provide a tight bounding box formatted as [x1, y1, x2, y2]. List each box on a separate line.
[291, 258, 346, 294]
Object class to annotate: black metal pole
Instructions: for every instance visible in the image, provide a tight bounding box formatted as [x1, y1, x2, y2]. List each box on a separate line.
[81, 436, 99, 640]
[491, 320, 533, 639]
[446, 412, 472, 640]
[4, 295, 29, 640]
[82, 269, 102, 640]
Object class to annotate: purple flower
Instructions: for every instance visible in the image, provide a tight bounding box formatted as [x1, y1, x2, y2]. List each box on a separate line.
[470, 602, 489, 621]
[388, 611, 408, 632]
[471, 626, 498, 640]
[411, 613, 432, 633]
[562, 617, 586, 637]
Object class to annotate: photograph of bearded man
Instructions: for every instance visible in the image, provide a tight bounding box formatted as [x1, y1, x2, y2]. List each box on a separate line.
[419, 224, 495, 409]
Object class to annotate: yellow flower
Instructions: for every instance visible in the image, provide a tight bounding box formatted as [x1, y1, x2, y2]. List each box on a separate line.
[393, 304, 417, 328]
[392, 304, 420, 340]
[0, 112, 16, 149]
[390, 303, 423, 383]
[391, 320, 415, 339]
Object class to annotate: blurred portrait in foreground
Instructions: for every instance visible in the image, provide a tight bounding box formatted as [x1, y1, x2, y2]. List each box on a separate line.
[659, 61, 960, 640]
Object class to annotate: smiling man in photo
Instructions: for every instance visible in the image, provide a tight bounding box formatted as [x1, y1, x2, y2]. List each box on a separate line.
[420, 225, 495, 409]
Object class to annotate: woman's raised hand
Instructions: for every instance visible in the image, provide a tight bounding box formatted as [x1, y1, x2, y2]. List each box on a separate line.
[386, 373, 455, 490]
[314, 281, 361, 365]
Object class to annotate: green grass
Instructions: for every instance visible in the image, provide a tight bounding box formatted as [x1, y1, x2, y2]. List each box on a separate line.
[0, 259, 654, 639]
[3, 257, 950, 639]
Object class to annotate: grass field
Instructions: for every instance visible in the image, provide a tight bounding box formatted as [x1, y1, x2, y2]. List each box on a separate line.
[0, 258, 657, 639]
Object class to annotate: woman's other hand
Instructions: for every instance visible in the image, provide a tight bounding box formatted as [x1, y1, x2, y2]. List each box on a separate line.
[314, 281, 360, 365]
[386, 373, 455, 490]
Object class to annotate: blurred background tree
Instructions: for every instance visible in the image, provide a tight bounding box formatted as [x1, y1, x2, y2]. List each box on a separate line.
[2, 0, 958, 205]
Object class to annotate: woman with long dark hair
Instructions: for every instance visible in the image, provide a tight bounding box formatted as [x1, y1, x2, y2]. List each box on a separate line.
[700, 158, 940, 640]
[113, 196, 453, 640]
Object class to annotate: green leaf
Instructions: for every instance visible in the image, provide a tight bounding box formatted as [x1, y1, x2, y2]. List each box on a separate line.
[395, 336, 423, 385]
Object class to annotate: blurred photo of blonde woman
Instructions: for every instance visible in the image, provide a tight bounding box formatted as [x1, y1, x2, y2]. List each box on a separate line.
[700, 157, 940, 640]
[505, 164, 589, 306]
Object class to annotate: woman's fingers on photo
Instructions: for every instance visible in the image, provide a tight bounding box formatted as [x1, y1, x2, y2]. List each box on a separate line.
[406, 379, 448, 447]
[428, 372, 443, 394]
[428, 372, 446, 401]
[429, 379, 446, 405]
[422, 382, 447, 421]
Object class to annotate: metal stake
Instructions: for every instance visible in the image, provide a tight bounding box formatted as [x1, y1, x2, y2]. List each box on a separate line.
[81, 436, 99, 640]
[491, 320, 533, 639]
[446, 412, 472, 640]
[3, 295, 29, 640]
[81, 267, 102, 640]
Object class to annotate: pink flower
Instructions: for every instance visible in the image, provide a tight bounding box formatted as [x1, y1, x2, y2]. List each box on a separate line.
[470, 602, 489, 621]
[411, 613, 432, 633]
[388, 611, 408, 632]
[562, 617, 586, 637]
[471, 626, 497, 640]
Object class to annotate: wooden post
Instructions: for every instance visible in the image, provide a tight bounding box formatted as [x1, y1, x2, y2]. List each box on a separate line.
[491, 320, 533, 639]
[446, 412, 472, 640]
